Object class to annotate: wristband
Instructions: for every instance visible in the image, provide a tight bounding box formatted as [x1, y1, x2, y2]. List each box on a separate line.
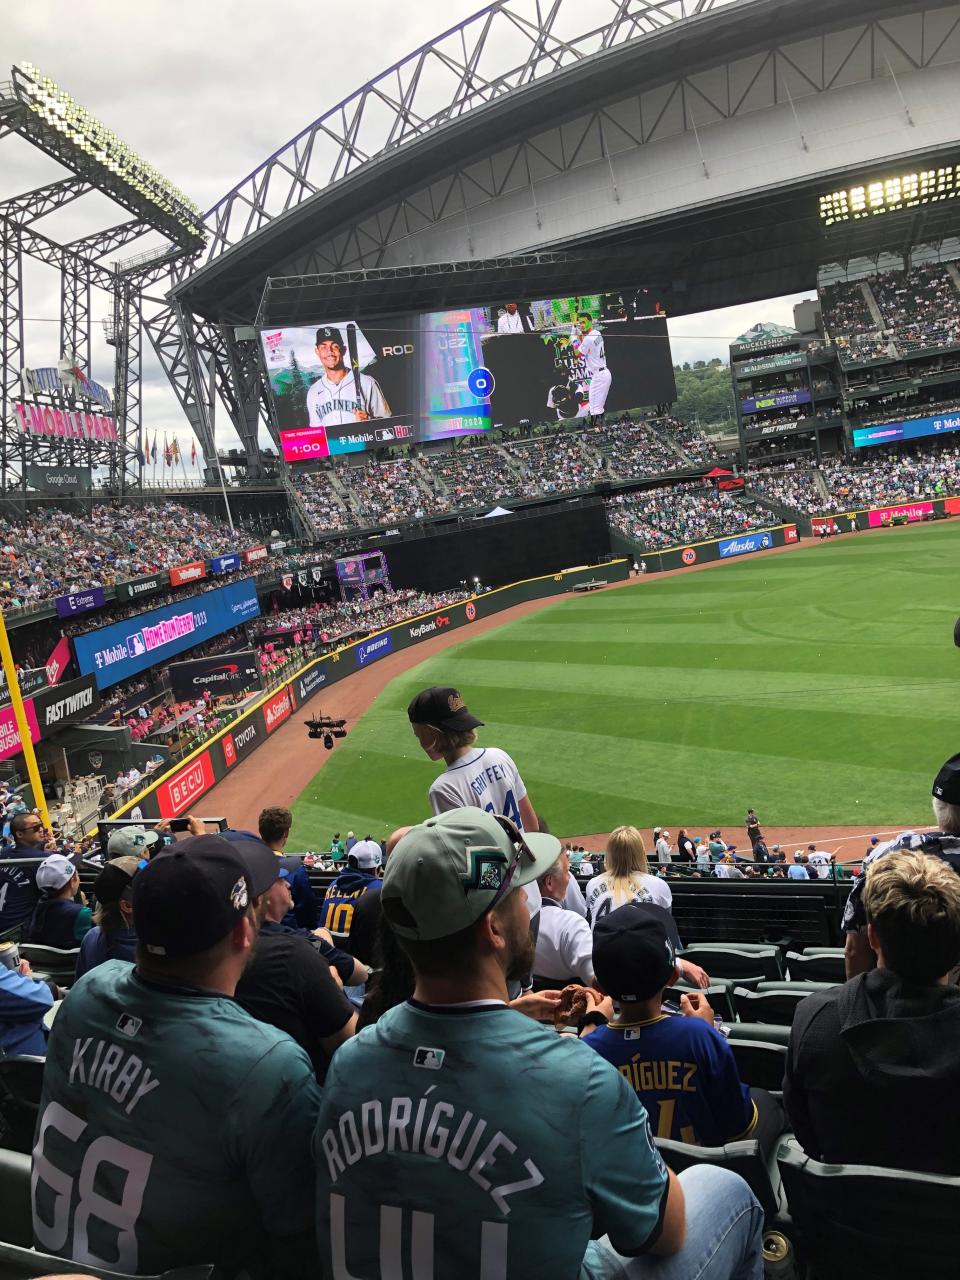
[577, 1010, 608, 1033]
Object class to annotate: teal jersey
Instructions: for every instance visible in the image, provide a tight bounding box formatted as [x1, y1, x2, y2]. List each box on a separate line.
[32, 960, 321, 1278]
[314, 1000, 669, 1279]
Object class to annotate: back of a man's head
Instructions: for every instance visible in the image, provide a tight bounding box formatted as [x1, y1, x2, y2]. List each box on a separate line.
[864, 851, 960, 983]
[259, 806, 292, 847]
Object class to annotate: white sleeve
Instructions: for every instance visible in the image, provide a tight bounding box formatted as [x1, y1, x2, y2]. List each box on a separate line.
[565, 916, 596, 985]
[651, 878, 673, 909]
[365, 376, 390, 419]
[306, 383, 321, 426]
[427, 778, 457, 816]
[504, 753, 527, 801]
[564, 877, 588, 918]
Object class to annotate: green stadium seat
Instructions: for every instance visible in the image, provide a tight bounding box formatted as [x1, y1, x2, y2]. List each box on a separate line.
[801, 946, 845, 956]
[18, 943, 80, 986]
[755, 980, 837, 994]
[729, 1022, 790, 1046]
[681, 946, 783, 981]
[777, 1138, 960, 1280]
[786, 950, 845, 982]
[0, 1055, 43, 1155]
[0, 1148, 31, 1247]
[656, 1136, 782, 1222]
[727, 1038, 788, 1092]
[732, 986, 818, 1025]
[0, 1241, 213, 1279]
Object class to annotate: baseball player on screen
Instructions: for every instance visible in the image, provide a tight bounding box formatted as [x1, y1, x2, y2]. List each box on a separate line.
[306, 325, 391, 426]
[570, 311, 612, 425]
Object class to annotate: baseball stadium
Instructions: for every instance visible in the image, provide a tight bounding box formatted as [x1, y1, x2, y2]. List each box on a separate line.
[1, 0, 960, 1275]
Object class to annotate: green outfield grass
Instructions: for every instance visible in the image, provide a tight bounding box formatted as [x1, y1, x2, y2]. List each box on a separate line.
[290, 520, 958, 843]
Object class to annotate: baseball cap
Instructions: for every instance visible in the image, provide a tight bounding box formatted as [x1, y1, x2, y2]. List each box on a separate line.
[219, 830, 288, 897]
[36, 853, 76, 892]
[94, 856, 140, 904]
[592, 903, 683, 1002]
[407, 687, 483, 732]
[133, 836, 256, 958]
[381, 809, 559, 942]
[349, 838, 382, 869]
[107, 825, 163, 859]
[315, 325, 344, 348]
[870, 836, 879, 845]
[933, 753, 960, 803]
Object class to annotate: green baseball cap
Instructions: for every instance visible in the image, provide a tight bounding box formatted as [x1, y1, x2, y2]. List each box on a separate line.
[381, 809, 560, 942]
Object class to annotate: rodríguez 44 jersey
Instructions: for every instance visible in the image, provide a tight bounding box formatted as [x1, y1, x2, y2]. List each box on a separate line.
[571, 328, 606, 374]
[428, 747, 527, 830]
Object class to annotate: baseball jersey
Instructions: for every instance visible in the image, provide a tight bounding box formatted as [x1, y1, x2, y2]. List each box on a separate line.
[572, 328, 606, 374]
[428, 747, 528, 830]
[306, 370, 390, 426]
[497, 311, 524, 333]
[806, 852, 832, 879]
[533, 899, 595, 985]
[842, 831, 960, 933]
[584, 1014, 756, 1147]
[32, 960, 321, 1277]
[584, 873, 672, 925]
[313, 1000, 669, 1279]
[0, 849, 43, 930]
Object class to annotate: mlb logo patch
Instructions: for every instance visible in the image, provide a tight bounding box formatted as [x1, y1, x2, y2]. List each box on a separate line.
[126, 632, 146, 657]
[413, 1047, 445, 1070]
[116, 1013, 142, 1038]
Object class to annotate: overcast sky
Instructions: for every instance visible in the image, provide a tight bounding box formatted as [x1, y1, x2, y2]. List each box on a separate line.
[4, 1, 813, 456]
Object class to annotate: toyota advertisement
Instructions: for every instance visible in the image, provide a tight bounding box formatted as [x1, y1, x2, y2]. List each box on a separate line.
[167, 650, 261, 700]
[73, 579, 261, 690]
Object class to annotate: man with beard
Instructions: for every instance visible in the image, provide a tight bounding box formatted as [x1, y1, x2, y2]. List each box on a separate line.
[313, 810, 763, 1279]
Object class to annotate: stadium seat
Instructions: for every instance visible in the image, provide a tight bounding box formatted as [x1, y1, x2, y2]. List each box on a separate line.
[18, 943, 80, 986]
[0, 1055, 43, 1155]
[729, 1022, 790, 1046]
[656, 1136, 781, 1221]
[777, 1137, 960, 1280]
[681, 946, 783, 981]
[727, 1038, 788, 1093]
[786, 950, 845, 982]
[0, 1148, 31, 1247]
[0, 1241, 213, 1279]
[732, 984, 828, 1025]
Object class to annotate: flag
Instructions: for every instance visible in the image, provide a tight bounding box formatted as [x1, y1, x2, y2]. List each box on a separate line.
[191, 438, 197, 466]
[136, 433, 145, 466]
[163, 434, 172, 466]
[151, 432, 158, 463]
[172, 436, 181, 464]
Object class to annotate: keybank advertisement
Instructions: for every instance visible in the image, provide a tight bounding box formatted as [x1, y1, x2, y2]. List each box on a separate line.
[74, 579, 261, 690]
[719, 531, 773, 558]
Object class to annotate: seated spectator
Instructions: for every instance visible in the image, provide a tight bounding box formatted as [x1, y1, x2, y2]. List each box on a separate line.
[314, 808, 764, 1277]
[787, 852, 810, 880]
[320, 837, 383, 946]
[27, 854, 92, 948]
[786, 850, 960, 1174]
[844, 752, 960, 977]
[584, 903, 783, 1156]
[234, 844, 357, 1081]
[0, 954, 54, 1055]
[533, 850, 595, 987]
[257, 806, 317, 929]
[261, 866, 368, 987]
[715, 854, 745, 880]
[0, 810, 50, 931]
[33, 835, 321, 1275]
[106, 823, 165, 865]
[585, 825, 672, 918]
[75, 856, 140, 979]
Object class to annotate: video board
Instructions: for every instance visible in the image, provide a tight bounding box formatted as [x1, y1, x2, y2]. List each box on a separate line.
[852, 411, 960, 449]
[259, 290, 675, 460]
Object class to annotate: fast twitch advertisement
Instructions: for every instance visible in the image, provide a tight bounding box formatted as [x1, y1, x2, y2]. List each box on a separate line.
[260, 289, 675, 462]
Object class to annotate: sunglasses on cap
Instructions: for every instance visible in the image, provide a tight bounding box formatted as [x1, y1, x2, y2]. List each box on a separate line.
[461, 814, 537, 914]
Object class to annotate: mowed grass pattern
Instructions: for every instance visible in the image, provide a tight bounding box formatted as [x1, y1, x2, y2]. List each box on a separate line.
[290, 521, 957, 843]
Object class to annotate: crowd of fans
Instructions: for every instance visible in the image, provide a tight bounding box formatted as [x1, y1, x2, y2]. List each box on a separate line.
[820, 278, 876, 337]
[501, 431, 605, 492]
[253, 586, 471, 650]
[340, 457, 438, 525]
[746, 462, 826, 514]
[607, 484, 779, 548]
[585, 417, 686, 478]
[292, 471, 354, 534]
[814, 447, 960, 511]
[870, 261, 960, 352]
[431, 446, 534, 507]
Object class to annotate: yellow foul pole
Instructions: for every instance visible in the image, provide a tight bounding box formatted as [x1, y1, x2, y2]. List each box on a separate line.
[0, 608, 50, 829]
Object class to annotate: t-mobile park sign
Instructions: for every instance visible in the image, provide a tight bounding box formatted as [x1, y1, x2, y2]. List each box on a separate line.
[16, 362, 117, 443]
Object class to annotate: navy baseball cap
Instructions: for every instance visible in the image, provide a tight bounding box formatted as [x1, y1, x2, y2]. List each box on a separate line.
[220, 830, 286, 894]
[932, 754, 960, 804]
[133, 836, 254, 958]
[407, 686, 483, 732]
[592, 903, 684, 1002]
[316, 325, 345, 349]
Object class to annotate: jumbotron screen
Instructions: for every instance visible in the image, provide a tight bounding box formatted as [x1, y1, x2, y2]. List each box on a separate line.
[259, 290, 676, 461]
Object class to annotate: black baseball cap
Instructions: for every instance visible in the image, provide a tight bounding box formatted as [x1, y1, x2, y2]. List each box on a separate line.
[592, 903, 683, 1002]
[407, 686, 484, 732]
[316, 325, 344, 349]
[220, 829, 287, 893]
[94, 856, 140, 905]
[133, 835, 259, 958]
[933, 753, 960, 805]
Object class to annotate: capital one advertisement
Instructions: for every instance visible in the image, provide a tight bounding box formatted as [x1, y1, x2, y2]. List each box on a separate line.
[261, 292, 675, 460]
[73, 578, 261, 690]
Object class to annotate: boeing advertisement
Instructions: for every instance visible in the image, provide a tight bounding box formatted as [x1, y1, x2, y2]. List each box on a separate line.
[853, 411, 960, 449]
[73, 579, 261, 690]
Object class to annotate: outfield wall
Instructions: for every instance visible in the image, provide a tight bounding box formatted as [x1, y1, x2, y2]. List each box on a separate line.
[108, 558, 631, 823]
[810, 498, 955, 534]
[616, 523, 800, 573]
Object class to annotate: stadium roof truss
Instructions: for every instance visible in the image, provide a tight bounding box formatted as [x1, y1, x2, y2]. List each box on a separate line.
[156, 0, 960, 469]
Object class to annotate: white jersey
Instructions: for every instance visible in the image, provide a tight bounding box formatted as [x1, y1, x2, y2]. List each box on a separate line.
[497, 311, 525, 333]
[572, 327, 606, 375]
[807, 852, 832, 879]
[584, 872, 672, 925]
[428, 746, 528, 831]
[534, 900, 595, 985]
[306, 369, 390, 426]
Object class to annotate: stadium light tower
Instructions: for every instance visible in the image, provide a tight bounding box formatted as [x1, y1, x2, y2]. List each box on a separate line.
[8, 62, 205, 250]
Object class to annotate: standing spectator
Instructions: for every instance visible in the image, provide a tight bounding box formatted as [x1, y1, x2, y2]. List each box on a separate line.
[314, 808, 764, 1277]
[656, 828, 674, 868]
[320, 838, 383, 945]
[32, 836, 321, 1276]
[344, 831, 357, 855]
[788, 853, 810, 881]
[676, 829, 696, 863]
[806, 844, 836, 880]
[785, 851, 960, 1173]
[74, 856, 140, 979]
[27, 854, 92, 947]
[708, 831, 727, 862]
[329, 832, 344, 860]
[745, 809, 763, 850]
[408, 685, 539, 832]
[256, 807, 318, 929]
[0, 811, 48, 931]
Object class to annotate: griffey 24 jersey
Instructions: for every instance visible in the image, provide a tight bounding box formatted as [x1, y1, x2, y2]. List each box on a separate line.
[313, 1001, 668, 1279]
[428, 747, 528, 830]
[32, 961, 320, 1277]
[307, 370, 390, 426]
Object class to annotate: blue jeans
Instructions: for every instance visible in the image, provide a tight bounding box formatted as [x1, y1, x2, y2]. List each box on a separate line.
[581, 1165, 763, 1280]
